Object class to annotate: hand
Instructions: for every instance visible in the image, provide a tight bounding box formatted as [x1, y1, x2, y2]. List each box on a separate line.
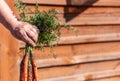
[10, 21, 39, 47]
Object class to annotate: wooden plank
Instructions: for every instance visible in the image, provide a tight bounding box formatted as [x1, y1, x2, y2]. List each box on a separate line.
[19, 42, 120, 67]
[59, 26, 120, 37]
[0, 27, 19, 81]
[58, 33, 120, 44]
[0, 1, 19, 81]
[40, 69, 120, 81]
[58, 17, 120, 25]
[19, 26, 120, 47]
[19, 33, 120, 47]
[19, 42, 120, 59]
[41, 77, 120, 81]
[38, 60, 120, 80]
[26, 15, 120, 26]
[28, 6, 120, 14]
[22, 0, 120, 7]
[90, 77, 120, 81]
[36, 52, 120, 68]
[26, 6, 120, 25]
[34, 42, 120, 67]
[26, 14, 120, 25]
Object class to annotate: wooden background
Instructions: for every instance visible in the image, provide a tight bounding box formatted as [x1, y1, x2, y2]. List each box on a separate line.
[1, 0, 120, 81]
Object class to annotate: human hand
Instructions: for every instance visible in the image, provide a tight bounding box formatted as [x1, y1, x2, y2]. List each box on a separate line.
[10, 21, 39, 47]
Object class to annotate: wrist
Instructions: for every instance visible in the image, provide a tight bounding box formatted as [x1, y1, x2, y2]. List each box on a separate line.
[10, 20, 23, 32]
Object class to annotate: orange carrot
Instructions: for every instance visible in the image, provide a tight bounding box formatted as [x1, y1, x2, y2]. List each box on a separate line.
[20, 53, 29, 81]
[24, 54, 29, 81]
[30, 53, 39, 81]
[27, 63, 33, 81]
[32, 59, 38, 81]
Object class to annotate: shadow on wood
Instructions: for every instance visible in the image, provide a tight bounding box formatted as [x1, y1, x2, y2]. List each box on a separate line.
[64, 0, 98, 22]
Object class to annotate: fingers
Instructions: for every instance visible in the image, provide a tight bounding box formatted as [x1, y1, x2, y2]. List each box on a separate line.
[11, 22, 39, 47]
[32, 26, 39, 34]
[26, 29, 38, 43]
[25, 27, 39, 47]
[27, 25, 39, 42]
[20, 30, 36, 47]
[23, 23, 39, 46]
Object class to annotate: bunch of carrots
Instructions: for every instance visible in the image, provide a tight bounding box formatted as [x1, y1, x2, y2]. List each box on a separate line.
[15, 0, 62, 80]
[15, 0, 61, 81]
[20, 52, 38, 81]
[15, 0, 77, 81]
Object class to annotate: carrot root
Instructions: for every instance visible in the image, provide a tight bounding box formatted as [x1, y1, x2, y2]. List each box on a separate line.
[30, 53, 39, 81]
[27, 63, 33, 81]
[20, 52, 38, 81]
[20, 53, 29, 81]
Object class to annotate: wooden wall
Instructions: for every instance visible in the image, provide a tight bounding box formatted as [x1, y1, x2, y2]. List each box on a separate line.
[0, 0, 19, 81]
[1, 0, 120, 81]
[18, 0, 120, 81]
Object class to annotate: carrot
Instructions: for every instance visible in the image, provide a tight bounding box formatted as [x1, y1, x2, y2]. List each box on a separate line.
[30, 52, 39, 81]
[32, 59, 38, 81]
[24, 53, 29, 81]
[20, 53, 29, 81]
[27, 62, 33, 81]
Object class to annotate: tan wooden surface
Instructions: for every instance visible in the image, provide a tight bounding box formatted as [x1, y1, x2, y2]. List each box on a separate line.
[19, 42, 120, 68]
[1, 0, 120, 81]
[19, 26, 120, 47]
[26, 1, 120, 81]
[90, 77, 120, 81]
[0, 0, 19, 81]
[38, 60, 120, 80]
[25, 6, 120, 25]
[0, 23, 19, 81]
[22, 0, 120, 7]
[27, 6, 120, 14]
[18, 1, 120, 80]
[19, 3, 120, 46]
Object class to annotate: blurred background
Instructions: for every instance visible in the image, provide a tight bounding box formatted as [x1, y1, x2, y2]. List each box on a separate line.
[1, 0, 120, 81]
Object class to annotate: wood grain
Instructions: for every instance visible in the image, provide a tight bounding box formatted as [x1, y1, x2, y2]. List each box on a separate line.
[58, 17, 120, 25]
[20, 42, 120, 59]
[22, 0, 120, 7]
[90, 77, 120, 81]
[37, 60, 120, 80]
[36, 52, 120, 68]
[27, 6, 120, 14]
[25, 6, 120, 25]
[57, 33, 120, 44]
[19, 42, 120, 67]
[19, 33, 120, 47]
[19, 26, 120, 47]
[40, 69, 120, 81]
[17, 0, 120, 81]
[0, 0, 19, 81]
